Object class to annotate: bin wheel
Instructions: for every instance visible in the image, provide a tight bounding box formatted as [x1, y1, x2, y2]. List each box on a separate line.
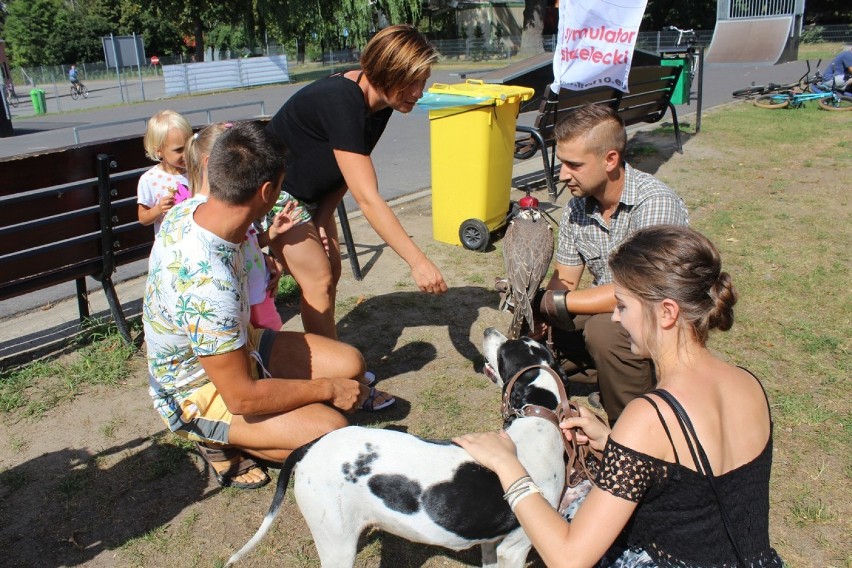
[459, 219, 490, 251]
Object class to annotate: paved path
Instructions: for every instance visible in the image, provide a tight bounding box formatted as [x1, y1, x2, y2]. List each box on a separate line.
[0, 57, 814, 343]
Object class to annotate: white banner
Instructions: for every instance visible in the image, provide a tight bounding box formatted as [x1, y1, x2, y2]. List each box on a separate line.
[552, 0, 648, 93]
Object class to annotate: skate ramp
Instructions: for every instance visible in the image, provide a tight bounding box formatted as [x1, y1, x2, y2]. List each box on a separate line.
[705, 16, 793, 65]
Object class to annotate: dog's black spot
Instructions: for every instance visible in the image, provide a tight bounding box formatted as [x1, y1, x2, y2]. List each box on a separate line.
[497, 338, 559, 384]
[421, 462, 518, 540]
[368, 474, 422, 514]
[342, 443, 379, 483]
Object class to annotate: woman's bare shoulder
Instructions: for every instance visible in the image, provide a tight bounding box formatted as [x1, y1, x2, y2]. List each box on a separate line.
[609, 396, 675, 462]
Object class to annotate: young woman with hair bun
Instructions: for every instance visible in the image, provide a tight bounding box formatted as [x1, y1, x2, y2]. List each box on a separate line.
[456, 225, 784, 567]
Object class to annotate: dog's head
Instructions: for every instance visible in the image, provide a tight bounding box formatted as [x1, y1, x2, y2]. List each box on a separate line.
[482, 327, 569, 426]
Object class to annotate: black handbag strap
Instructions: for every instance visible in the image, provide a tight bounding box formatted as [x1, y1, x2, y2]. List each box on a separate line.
[653, 389, 748, 567]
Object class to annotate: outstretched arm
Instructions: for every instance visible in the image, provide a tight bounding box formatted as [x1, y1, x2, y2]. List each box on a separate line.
[547, 262, 616, 315]
[453, 430, 634, 568]
[334, 149, 447, 294]
[200, 348, 364, 416]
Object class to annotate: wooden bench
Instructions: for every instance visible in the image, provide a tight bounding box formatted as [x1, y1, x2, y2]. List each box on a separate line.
[0, 123, 365, 349]
[0, 135, 155, 343]
[515, 64, 684, 200]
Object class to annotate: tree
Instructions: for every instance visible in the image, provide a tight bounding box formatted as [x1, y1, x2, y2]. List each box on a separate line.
[118, 0, 183, 57]
[641, 0, 715, 31]
[4, 0, 67, 65]
[803, 0, 852, 23]
[519, 0, 548, 55]
[62, 0, 118, 64]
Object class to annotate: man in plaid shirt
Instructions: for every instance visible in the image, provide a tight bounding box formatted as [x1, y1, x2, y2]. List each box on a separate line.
[534, 104, 688, 425]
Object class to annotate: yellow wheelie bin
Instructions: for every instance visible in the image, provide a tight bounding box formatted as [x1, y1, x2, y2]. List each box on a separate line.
[427, 80, 534, 250]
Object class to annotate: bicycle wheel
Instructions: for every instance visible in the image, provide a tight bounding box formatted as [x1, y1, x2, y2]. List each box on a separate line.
[754, 94, 789, 109]
[81, 85, 89, 99]
[818, 94, 852, 111]
[8, 91, 19, 107]
[70, 86, 79, 100]
[732, 86, 765, 98]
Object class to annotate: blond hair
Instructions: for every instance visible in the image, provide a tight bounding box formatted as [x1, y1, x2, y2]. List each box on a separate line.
[143, 110, 192, 162]
[184, 122, 231, 195]
[360, 25, 438, 95]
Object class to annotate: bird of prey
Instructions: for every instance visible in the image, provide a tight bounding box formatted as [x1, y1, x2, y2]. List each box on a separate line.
[501, 196, 554, 340]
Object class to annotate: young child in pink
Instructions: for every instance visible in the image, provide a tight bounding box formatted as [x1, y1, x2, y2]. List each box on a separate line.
[137, 110, 193, 235]
[184, 122, 295, 330]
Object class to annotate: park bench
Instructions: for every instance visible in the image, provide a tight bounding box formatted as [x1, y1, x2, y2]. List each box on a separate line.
[514, 64, 684, 200]
[0, 135, 155, 344]
[0, 124, 365, 351]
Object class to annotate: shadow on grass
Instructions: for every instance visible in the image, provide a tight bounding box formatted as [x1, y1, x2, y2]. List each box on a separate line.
[336, 285, 495, 376]
[0, 435, 211, 567]
[366, 530, 547, 567]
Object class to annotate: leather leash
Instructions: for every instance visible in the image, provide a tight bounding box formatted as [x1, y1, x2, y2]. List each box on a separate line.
[501, 365, 603, 489]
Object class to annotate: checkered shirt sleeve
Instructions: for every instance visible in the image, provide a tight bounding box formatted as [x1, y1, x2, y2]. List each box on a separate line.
[555, 164, 688, 285]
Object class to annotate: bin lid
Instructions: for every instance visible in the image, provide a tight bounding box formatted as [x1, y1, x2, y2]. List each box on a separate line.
[427, 79, 535, 106]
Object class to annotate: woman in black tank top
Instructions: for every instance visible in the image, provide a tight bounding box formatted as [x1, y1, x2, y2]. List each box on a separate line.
[456, 226, 783, 567]
[264, 25, 448, 347]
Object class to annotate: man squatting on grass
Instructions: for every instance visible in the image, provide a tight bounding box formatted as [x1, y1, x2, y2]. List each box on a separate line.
[143, 122, 372, 489]
[532, 105, 689, 425]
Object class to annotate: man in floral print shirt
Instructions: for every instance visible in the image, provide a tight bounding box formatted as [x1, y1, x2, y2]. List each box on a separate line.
[143, 122, 369, 489]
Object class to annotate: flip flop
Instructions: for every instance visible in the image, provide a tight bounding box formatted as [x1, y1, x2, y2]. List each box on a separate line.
[195, 442, 270, 490]
[363, 371, 377, 387]
[359, 387, 396, 411]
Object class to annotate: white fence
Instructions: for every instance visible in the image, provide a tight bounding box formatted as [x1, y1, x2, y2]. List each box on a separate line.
[163, 55, 289, 96]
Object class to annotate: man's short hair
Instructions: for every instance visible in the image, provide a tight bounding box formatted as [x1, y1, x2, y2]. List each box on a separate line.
[207, 121, 286, 205]
[554, 104, 627, 158]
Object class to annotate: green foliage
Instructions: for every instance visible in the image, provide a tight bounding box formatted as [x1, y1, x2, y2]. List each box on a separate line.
[4, 0, 67, 65]
[0, 321, 137, 416]
[3, 0, 427, 66]
[276, 275, 300, 304]
[117, 0, 183, 56]
[640, 0, 716, 31]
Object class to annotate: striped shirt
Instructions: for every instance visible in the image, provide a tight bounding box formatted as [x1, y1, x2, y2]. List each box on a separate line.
[556, 163, 689, 286]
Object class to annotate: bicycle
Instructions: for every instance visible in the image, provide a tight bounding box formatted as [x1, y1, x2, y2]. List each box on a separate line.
[70, 82, 89, 100]
[665, 25, 698, 49]
[662, 26, 699, 102]
[732, 60, 823, 99]
[4, 82, 19, 107]
[753, 83, 852, 111]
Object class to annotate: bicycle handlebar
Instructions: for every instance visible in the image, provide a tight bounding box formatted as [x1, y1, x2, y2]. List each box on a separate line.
[664, 25, 695, 34]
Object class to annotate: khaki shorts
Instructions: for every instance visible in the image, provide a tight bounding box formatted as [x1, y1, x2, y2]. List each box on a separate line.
[167, 326, 276, 444]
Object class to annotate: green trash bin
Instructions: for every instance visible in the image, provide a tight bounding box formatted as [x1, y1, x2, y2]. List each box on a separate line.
[30, 89, 46, 115]
[661, 59, 689, 105]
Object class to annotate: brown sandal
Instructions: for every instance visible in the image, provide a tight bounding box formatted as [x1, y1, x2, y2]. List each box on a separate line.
[195, 442, 270, 489]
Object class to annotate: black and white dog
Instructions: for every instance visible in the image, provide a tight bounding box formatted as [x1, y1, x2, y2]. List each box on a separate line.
[227, 328, 568, 567]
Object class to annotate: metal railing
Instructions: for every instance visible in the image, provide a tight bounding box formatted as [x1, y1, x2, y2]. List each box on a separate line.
[72, 100, 267, 143]
[729, 0, 797, 19]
